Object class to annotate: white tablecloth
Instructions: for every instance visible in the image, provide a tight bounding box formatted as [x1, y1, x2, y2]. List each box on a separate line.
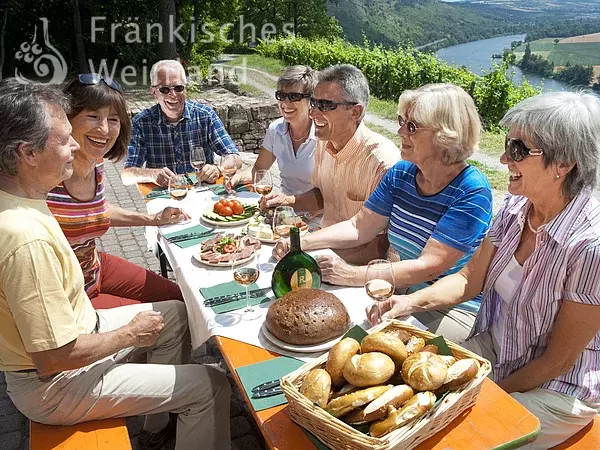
[146, 189, 423, 363]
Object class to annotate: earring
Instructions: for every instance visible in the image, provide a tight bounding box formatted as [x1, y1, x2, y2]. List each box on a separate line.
[556, 174, 560, 179]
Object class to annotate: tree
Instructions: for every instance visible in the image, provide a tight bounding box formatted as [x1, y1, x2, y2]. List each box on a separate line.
[159, 0, 177, 60]
[70, 0, 87, 73]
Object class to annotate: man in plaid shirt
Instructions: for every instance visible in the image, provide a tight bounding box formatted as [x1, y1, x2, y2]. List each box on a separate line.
[122, 60, 240, 187]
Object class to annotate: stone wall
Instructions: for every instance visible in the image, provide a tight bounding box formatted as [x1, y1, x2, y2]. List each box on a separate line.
[127, 87, 281, 153]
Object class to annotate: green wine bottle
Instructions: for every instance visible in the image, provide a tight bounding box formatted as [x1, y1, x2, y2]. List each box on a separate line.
[271, 226, 321, 298]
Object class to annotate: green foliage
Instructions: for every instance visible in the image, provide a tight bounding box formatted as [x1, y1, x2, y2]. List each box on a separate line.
[257, 36, 540, 128]
[554, 64, 594, 86]
[518, 43, 554, 78]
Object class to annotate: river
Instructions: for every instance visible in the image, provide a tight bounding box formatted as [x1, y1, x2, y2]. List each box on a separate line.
[435, 34, 569, 92]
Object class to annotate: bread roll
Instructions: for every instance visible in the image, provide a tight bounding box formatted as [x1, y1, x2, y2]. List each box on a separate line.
[361, 332, 408, 369]
[420, 344, 439, 354]
[381, 327, 411, 344]
[405, 336, 425, 354]
[442, 358, 480, 391]
[369, 391, 436, 437]
[325, 385, 391, 417]
[299, 369, 332, 408]
[439, 355, 457, 367]
[401, 352, 448, 391]
[326, 338, 361, 387]
[342, 352, 395, 387]
[331, 383, 359, 400]
[345, 384, 415, 424]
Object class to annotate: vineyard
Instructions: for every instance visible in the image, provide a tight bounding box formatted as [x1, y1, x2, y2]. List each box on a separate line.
[257, 37, 540, 129]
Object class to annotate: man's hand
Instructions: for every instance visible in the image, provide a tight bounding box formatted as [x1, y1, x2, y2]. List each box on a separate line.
[366, 295, 413, 326]
[315, 255, 358, 286]
[155, 167, 177, 187]
[229, 172, 242, 188]
[127, 311, 165, 347]
[197, 164, 220, 183]
[259, 192, 293, 211]
[153, 207, 191, 226]
[272, 238, 291, 261]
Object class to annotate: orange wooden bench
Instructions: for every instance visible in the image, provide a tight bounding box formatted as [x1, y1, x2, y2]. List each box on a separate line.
[30, 419, 131, 450]
[550, 415, 600, 449]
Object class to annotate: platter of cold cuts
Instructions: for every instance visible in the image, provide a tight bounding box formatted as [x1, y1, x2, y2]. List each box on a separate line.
[193, 233, 261, 267]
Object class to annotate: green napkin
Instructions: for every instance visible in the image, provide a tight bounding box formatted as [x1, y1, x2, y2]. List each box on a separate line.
[161, 224, 216, 248]
[236, 356, 304, 412]
[200, 280, 272, 314]
[207, 184, 249, 196]
[145, 187, 170, 199]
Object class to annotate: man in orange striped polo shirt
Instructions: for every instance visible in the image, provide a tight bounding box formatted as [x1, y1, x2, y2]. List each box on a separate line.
[261, 64, 400, 263]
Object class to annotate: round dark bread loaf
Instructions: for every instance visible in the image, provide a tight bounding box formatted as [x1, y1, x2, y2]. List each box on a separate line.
[266, 289, 350, 345]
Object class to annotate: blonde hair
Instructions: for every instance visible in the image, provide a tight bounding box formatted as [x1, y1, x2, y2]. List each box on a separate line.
[397, 83, 481, 165]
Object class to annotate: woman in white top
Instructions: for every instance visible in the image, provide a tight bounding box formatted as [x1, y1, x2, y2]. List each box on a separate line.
[231, 65, 318, 195]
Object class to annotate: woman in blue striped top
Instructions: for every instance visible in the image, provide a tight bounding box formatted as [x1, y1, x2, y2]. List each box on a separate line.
[273, 84, 493, 342]
[373, 91, 600, 448]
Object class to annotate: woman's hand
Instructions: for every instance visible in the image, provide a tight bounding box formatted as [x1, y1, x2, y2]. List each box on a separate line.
[197, 164, 220, 184]
[315, 254, 359, 286]
[366, 295, 414, 326]
[153, 207, 191, 225]
[272, 238, 290, 261]
[259, 192, 293, 211]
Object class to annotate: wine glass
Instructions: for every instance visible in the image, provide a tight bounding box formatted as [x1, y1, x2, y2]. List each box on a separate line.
[365, 259, 395, 324]
[273, 206, 296, 240]
[168, 175, 189, 204]
[220, 154, 239, 198]
[190, 144, 206, 187]
[253, 170, 273, 198]
[232, 244, 262, 321]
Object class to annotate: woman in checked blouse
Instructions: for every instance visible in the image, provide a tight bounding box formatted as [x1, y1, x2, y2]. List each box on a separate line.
[371, 91, 600, 448]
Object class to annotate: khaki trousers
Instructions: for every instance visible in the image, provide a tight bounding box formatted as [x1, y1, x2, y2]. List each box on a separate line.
[413, 307, 478, 344]
[5, 301, 231, 450]
[462, 330, 598, 449]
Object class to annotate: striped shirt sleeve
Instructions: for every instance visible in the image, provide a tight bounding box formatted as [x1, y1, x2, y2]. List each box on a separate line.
[564, 244, 600, 305]
[206, 108, 239, 156]
[488, 194, 512, 247]
[364, 166, 395, 217]
[432, 187, 493, 253]
[124, 116, 147, 168]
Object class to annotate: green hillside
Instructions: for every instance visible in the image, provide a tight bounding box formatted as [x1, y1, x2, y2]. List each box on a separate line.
[327, 0, 523, 48]
[515, 39, 600, 66]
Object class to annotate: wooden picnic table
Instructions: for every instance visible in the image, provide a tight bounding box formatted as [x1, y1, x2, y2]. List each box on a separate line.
[138, 179, 540, 450]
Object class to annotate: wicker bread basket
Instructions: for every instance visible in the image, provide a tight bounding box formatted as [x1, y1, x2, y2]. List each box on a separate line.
[280, 319, 492, 450]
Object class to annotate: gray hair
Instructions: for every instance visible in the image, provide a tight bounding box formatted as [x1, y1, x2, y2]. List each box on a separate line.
[398, 83, 482, 165]
[317, 64, 369, 121]
[277, 65, 317, 94]
[150, 60, 187, 86]
[500, 91, 600, 198]
[0, 78, 70, 176]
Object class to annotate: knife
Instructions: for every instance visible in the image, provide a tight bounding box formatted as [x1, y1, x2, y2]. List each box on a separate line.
[203, 287, 272, 307]
[252, 385, 283, 398]
[251, 379, 280, 393]
[165, 230, 215, 243]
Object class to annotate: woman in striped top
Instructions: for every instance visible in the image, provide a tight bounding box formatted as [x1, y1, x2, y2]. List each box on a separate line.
[273, 84, 493, 342]
[373, 91, 600, 448]
[47, 75, 188, 309]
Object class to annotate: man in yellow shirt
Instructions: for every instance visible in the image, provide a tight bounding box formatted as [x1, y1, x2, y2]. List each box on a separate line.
[263, 64, 400, 263]
[0, 79, 230, 450]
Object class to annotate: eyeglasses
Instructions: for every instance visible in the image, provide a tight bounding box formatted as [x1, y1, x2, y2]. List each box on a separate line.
[504, 136, 544, 162]
[77, 74, 122, 93]
[275, 91, 310, 102]
[397, 116, 431, 135]
[153, 85, 186, 94]
[309, 97, 358, 112]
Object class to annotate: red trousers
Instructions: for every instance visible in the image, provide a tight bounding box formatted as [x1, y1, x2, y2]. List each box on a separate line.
[90, 252, 183, 309]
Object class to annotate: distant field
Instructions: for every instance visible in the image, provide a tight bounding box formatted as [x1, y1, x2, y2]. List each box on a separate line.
[516, 38, 559, 52]
[561, 33, 600, 44]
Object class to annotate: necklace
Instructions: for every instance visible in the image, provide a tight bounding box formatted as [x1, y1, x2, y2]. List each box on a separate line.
[288, 124, 310, 142]
[526, 210, 543, 234]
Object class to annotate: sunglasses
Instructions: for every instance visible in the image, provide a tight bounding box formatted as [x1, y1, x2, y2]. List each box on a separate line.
[504, 136, 544, 162]
[154, 85, 186, 94]
[78, 74, 122, 93]
[397, 116, 432, 135]
[309, 97, 358, 112]
[275, 91, 310, 102]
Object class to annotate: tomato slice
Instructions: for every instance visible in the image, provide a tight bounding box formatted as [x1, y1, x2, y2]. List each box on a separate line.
[231, 203, 244, 215]
[223, 244, 236, 253]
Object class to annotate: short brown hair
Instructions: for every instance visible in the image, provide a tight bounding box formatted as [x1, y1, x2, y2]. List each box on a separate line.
[63, 77, 131, 162]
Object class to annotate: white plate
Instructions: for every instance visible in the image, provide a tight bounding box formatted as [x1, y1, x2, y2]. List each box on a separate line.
[260, 322, 349, 353]
[192, 250, 255, 267]
[201, 202, 258, 227]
